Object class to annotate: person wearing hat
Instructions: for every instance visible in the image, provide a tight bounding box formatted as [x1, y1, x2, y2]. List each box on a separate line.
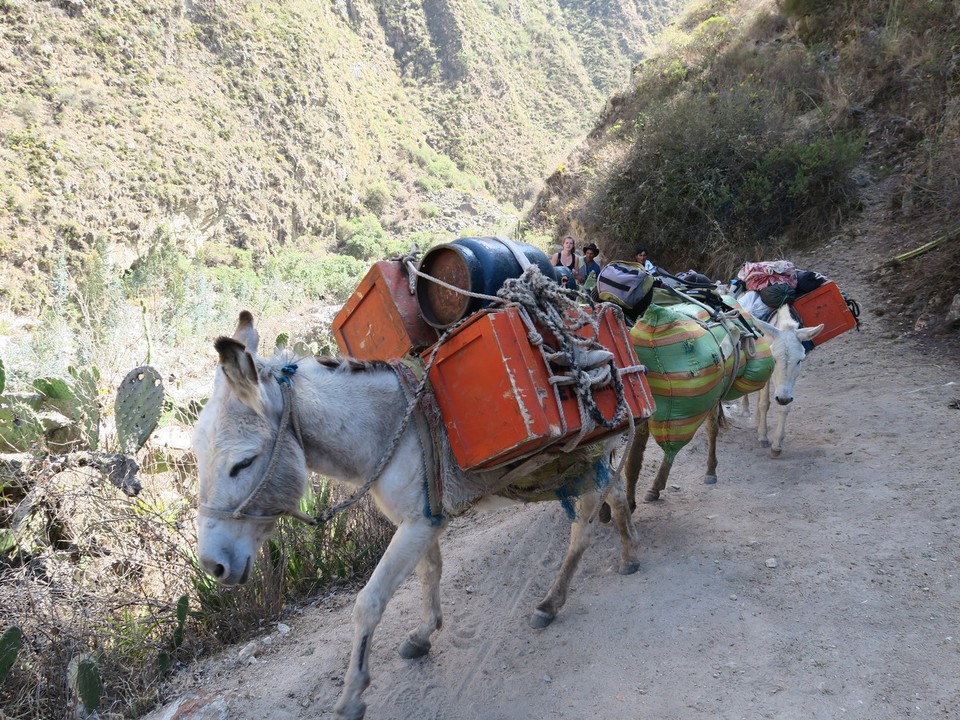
[577, 242, 602, 285]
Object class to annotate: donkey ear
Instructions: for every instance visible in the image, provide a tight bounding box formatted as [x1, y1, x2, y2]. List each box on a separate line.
[233, 310, 260, 354]
[752, 316, 781, 339]
[797, 323, 825, 342]
[214, 336, 264, 413]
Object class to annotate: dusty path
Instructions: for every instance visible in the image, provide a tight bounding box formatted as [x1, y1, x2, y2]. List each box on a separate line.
[152, 238, 960, 720]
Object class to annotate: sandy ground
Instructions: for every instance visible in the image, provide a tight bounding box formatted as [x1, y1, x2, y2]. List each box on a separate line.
[149, 236, 960, 720]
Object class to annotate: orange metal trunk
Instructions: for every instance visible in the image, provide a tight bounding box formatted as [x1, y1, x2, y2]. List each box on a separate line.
[425, 304, 655, 470]
[332, 261, 438, 360]
[791, 281, 856, 346]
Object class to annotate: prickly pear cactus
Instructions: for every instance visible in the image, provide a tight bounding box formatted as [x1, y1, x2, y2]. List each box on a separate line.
[0, 358, 5, 396]
[68, 653, 102, 715]
[0, 400, 44, 452]
[32, 377, 73, 406]
[0, 625, 22, 682]
[32, 377, 76, 426]
[68, 365, 101, 451]
[115, 366, 164, 455]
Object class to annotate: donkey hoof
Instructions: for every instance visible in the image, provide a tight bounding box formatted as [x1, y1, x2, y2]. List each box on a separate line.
[334, 698, 367, 720]
[759, 439, 771, 448]
[598, 502, 612, 524]
[704, 475, 717, 485]
[529, 609, 555, 629]
[618, 561, 640, 576]
[770, 448, 782, 458]
[643, 490, 660, 503]
[398, 638, 431, 659]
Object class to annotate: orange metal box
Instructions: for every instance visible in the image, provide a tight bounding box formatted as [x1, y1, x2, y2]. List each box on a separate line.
[791, 281, 856, 346]
[426, 304, 654, 471]
[332, 261, 438, 360]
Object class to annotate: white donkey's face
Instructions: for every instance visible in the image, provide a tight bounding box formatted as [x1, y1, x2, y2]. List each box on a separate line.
[192, 312, 307, 585]
[754, 312, 824, 406]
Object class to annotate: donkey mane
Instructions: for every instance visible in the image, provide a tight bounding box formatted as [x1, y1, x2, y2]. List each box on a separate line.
[314, 356, 393, 373]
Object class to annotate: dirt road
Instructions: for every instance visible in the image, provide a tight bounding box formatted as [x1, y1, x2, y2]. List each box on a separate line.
[152, 238, 960, 720]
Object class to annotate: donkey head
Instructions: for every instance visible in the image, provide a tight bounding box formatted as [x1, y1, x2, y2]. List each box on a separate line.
[753, 307, 824, 406]
[193, 311, 308, 585]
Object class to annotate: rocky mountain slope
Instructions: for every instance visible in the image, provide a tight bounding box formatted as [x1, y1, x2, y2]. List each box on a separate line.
[0, 0, 682, 315]
[530, 0, 960, 336]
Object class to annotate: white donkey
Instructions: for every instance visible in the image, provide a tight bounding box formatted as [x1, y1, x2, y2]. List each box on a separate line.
[749, 304, 824, 457]
[193, 311, 640, 720]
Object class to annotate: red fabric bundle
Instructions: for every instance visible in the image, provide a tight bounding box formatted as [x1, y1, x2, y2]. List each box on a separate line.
[737, 261, 798, 292]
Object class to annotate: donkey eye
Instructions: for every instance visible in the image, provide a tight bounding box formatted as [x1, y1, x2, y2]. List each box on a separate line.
[229, 456, 257, 477]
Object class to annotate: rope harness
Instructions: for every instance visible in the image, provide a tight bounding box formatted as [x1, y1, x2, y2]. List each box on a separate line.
[203, 238, 643, 527]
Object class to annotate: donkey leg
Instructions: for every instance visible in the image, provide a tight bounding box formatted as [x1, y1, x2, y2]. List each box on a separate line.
[398, 537, 442, 659]
[335, 520, 442, 720]
[606, 481, 640, 575]
[756, 382, 771, 448]
[704, 407, 719, 484]
[643, 456, 674, 502]
[769, 402, 791, 458]
[625, 421, 650, 511]
[599, 422, 649, 522]
[531, 492, 598, 629]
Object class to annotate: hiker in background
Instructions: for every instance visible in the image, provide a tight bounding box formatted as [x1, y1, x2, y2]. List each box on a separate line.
[636, 247, 656, 273]
[577, 242, 602, 288]
[552, 236, 580, 275]
[552, 235, 579, 290]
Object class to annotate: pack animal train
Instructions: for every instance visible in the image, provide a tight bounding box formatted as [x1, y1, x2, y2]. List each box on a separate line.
[604, 293, 818, 514]
[192, 311, 641, 720]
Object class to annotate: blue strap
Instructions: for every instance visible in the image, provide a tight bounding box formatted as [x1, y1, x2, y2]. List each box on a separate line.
[277, 364, 299, 386]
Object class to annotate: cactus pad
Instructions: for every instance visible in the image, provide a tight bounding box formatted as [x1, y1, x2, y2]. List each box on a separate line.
[0, 400, 44, 452]
[68, 653, 102, 714]
[68, 365, 101, 451]
[0, 625, 22, 682]
[116, 366, 164, 454]
[0, 358, 5, 396]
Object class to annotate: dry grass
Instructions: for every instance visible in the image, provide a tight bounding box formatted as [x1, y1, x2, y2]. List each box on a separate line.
[1, 452, 393, 718]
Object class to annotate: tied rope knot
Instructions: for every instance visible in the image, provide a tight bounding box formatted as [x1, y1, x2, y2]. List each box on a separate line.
[278, 363, 298, 385]
[496, 266, 629, 436]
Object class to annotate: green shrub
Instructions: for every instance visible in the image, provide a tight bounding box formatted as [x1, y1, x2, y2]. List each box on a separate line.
[592, 90, 863, 272]
[337, 214, 390, 261]
[261, 251, 366, 302]
[72, 237, 124, 346]
[122, 228, 185, 296]
[414, 175, 445, 192]
[363, 181, 393, 215]
[205, 264, 263, 304]
[418, 202, 440, 219]
[402, 140, 486, 194]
